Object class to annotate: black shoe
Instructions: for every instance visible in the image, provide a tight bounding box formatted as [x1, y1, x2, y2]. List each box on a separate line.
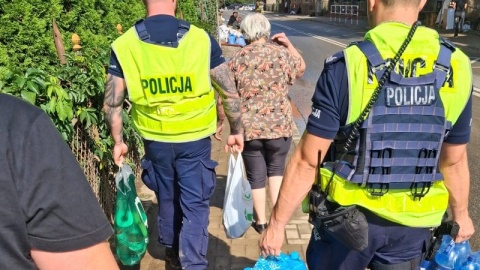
[165, 247, 181, 269]
[251, 221, 268, 234]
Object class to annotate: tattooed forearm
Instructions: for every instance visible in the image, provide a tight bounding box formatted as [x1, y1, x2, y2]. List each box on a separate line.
[104, 74, 126, 108]
[103, 74, 127, 144]
[210, 63, 243, 134]
[216, 95, 226, 122]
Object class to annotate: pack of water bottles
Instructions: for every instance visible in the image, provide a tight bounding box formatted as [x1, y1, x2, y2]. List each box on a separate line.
[420, 235, 480, 270]
[244, 251, 307, 270]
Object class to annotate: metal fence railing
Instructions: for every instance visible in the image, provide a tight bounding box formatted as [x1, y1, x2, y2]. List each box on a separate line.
[330, 5, 359, 25]
[71, 126, 142, 222]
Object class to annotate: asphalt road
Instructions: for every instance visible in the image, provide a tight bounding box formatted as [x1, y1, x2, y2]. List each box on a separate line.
[224, 10, 480, 250]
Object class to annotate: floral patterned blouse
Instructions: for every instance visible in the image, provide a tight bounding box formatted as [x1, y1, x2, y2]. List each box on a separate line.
[228, 42, 301, 141]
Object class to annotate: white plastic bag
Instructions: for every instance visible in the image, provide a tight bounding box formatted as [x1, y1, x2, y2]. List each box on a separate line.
[218, 24, 230, 42]
[223, 154, 254, 238]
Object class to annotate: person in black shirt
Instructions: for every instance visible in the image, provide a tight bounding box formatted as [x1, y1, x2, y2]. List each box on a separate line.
[227, 12, 238, 26]
[452, 0, 467, 37]
[0, 94, 117, 269]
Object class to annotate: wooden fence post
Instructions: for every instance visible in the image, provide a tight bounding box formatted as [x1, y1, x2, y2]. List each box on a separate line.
[52, 19, 66, 65]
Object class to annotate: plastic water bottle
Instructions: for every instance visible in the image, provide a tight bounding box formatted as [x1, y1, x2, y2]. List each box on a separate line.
[454, 241, 472, 269]
[459, 252, 480, 270]
[419, 259, 434, 270]
[433, 235, 471, 269]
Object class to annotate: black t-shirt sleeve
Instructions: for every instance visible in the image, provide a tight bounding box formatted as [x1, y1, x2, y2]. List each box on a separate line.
[444, 88, 472, 144]
[306, 52, 349, 139]
[107, 50, 124, 78]
[20, 113, 113, 252]
[209, 34, 225, 70]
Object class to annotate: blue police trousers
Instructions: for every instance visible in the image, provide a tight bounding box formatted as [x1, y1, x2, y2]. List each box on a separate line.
[306, 208, 430, 270]
[141, 137, 218, 269]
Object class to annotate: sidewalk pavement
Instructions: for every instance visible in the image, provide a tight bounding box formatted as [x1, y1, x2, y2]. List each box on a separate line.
[133, 122, 308, 270]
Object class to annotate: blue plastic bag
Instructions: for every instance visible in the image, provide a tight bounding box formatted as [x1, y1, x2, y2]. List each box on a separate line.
[235, 36, 246, 47]
[244, 251, 307, 270]
[228, 34, 236, 45]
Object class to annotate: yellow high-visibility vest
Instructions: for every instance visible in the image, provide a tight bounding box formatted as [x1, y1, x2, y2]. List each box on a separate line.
[321, 22, 472, 227]
[112, 22, 216, 143]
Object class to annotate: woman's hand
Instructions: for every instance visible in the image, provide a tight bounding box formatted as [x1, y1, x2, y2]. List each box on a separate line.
[271, 32, 292, 49]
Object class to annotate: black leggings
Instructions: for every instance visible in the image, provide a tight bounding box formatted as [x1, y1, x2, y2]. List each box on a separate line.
[241, 137, 292, 189]
[454, 10, 465, 36]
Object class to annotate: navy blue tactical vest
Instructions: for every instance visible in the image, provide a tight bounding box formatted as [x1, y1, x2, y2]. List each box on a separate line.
[327, 40, 455, 199]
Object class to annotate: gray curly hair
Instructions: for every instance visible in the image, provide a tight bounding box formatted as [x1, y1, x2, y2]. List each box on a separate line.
[240, 13, 271, 43]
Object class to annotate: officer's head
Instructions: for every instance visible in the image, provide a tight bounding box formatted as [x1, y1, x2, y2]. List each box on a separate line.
[240, 13, 271, 44]
[142, 0, 177, 16]
[367, 0, 427, 26]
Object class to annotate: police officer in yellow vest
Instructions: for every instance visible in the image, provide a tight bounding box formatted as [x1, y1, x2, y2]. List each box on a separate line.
[103, 0, 243, 269]
[259, 0, 475, 268]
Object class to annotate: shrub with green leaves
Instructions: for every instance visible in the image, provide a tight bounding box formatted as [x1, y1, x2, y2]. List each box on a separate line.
[0, 0, 145, 72]
[0, 0, 218, 170]
[0, 47, 142, 168]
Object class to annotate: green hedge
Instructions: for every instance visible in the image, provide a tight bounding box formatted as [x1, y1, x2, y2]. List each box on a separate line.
[0, 0, 219, 73]
[0, 0, 218, 168]
[0, 0, 145, 72]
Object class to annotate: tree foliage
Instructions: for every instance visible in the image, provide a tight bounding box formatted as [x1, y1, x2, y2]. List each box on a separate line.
[0, 48, 142, 169]
[0, 0, 218, 169]
[0, 0, 145, 72]
[178, 0, 219, 36]
[0, 0, 145, 168]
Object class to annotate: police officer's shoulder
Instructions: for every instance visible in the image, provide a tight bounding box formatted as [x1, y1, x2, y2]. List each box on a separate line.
[439, 37, 456, 52]
[177, 19, 191, 29]
[347, 40, 363, 47]
[324, 51, 345, 66]
[443, 37, 469, 65]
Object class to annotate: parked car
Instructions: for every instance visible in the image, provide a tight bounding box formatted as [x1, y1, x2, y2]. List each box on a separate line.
[240, 4, 255, 11]
[227, 3, 243, 10]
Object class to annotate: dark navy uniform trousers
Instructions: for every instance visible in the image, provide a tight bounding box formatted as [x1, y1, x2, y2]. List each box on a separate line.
[306, 208, 430, 270]
[141, 137, 217, 269]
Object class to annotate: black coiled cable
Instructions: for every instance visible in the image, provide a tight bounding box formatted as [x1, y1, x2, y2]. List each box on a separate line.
[342, 21, 421, 154]
[324, 21, 421, 194]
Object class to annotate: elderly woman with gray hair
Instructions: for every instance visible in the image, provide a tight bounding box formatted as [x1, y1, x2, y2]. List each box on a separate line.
[218, 13, 306, 234]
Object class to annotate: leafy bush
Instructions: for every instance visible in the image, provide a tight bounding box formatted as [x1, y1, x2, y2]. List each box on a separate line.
[0, 48, 142, 169]
[178, 0, 219, 37]
[0, 0, 145, 72]
[0, 0, 62, 72]
[0, 0, 217, 169]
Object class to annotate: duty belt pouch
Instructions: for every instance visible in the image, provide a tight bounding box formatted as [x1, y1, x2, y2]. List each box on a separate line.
[312, 196, 369, 251]
[307, 153, 369, 251]
[307, 152, 369, 251]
